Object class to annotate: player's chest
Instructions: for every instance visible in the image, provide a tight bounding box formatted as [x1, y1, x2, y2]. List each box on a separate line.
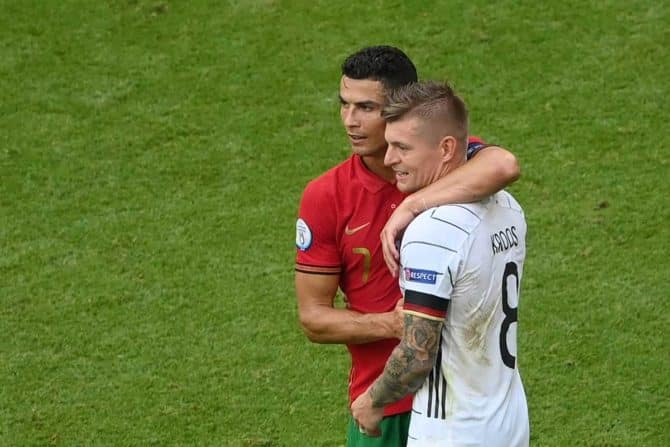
[336, 190, 404, 261]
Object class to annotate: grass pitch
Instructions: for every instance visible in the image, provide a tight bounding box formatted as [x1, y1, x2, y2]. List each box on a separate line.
[1, 1, 668, 445]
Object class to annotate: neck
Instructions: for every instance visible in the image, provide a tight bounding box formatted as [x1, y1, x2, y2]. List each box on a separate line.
[436, 158, 466, 182]
[360, 153, 396, 183]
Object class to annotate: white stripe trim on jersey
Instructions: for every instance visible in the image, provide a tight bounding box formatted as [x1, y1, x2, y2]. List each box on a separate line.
[430, 210, 471, 234]
[440, 203, 483, 220]
[400, 240, 457, 253]
[447, 267, 455, 288]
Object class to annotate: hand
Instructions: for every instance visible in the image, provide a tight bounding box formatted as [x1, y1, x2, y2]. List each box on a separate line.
[390, 298, 404, 339]
[351, 391, 383, 437]
[380, 201, 418, 277]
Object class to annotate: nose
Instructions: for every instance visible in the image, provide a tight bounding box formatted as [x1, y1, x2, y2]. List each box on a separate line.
[384, 145, 398, 167]
[342, 106, 358, 128]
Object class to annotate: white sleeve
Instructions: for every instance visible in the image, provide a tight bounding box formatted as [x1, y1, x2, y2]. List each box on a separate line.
[399, 215, 464, 301]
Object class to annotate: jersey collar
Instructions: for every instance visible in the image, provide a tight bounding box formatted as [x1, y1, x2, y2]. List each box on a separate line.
[352, 154, 396, 193]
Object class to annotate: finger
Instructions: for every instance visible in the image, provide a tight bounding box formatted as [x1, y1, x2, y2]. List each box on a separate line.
[358, 426, 381, 437]
[391, 234, 400, 262]
[386, 226, 400, 261]
[380, 230, 395, 275]
[387, 241, 399, 278]
[368, 426, 382, 437]
[389, 253, 399, 278]
[381, 229, 399, 277]
[388, 228, 400, 265]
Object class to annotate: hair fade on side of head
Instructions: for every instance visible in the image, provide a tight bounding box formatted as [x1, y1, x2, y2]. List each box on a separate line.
[382, 80, 469, 147]
[341, 45, 418, 91]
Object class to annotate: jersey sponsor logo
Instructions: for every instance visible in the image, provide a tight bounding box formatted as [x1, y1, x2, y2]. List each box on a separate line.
[404, 268, 440, 285]
[296, 218, 313, 251]
[344, 222, 370, 235]
[491, 225, 519, 254]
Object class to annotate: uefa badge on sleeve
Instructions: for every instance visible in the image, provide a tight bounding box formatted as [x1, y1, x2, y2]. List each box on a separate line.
[296, 218, 313, 251]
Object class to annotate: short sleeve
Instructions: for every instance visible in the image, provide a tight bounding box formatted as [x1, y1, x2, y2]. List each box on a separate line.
[467, 135, 492, 160]
[399, 214, 464, 320]
[295, 180, 341, 275]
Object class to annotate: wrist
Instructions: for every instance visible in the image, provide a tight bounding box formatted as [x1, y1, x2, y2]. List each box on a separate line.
[359, 311, 395, 340]
[378, 311, 397, 339]
[403, 194, 430, 216]
[368, 384, 386, 408]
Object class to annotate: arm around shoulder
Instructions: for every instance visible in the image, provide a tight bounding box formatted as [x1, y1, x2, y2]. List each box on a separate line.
[405, 145, 520, 208]
[474, 145, 521, 186]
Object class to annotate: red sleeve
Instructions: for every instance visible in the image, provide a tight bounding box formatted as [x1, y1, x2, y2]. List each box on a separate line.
[295, 179, 341, 275]
[467, 135, 491, 160]
[468, 135, 484, 145]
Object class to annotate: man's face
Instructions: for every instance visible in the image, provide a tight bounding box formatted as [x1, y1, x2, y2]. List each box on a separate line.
[384, 116, 445, 193]
[339, 76, 387, 157]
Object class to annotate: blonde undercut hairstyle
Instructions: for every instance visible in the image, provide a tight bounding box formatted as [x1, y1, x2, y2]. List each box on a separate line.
[382, 80, 469, 151]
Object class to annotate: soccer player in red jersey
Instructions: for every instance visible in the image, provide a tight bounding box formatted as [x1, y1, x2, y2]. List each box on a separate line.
[295, 46, 520, 447]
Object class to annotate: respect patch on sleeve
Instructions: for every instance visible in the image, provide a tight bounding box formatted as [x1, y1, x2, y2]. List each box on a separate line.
[403, 268, 441, 284]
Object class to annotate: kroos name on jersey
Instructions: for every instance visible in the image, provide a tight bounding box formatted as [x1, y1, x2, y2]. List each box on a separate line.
[491, 226, 519, 254]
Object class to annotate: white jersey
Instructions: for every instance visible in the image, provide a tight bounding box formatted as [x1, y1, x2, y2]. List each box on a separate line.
[399, 191, 529, 447]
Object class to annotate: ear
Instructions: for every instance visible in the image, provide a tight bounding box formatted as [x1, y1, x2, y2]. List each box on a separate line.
[438, 135, 458, 163]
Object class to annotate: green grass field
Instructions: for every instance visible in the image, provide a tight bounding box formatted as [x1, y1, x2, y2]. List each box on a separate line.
[1, 0, 668, 445]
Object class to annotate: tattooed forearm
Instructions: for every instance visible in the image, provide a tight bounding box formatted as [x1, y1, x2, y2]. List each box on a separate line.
[369, 313, 443, 408]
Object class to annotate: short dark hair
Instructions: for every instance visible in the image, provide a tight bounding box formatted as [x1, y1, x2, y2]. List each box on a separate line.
[341, 45, 418, 91]
[382, 80, 469, 149]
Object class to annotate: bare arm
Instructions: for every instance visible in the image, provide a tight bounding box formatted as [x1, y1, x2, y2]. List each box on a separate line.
[369, 313, 442, 406]
[351, 313, 443, 434]
[295, 271, 403, 344]
[381, 146, 520, 276]
[404, 145, 520, 210]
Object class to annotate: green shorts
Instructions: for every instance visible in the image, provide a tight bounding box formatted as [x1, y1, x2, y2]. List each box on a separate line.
[347, 412, 410, 447]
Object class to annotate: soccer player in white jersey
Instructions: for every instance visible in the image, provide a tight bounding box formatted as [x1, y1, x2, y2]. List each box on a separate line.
[351, 80, 529, 446]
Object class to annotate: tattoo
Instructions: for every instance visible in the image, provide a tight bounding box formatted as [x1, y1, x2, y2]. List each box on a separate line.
[369, 313, 443, 407]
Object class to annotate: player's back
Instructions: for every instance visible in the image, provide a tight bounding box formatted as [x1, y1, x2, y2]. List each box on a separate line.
[402, 191, 529, 447]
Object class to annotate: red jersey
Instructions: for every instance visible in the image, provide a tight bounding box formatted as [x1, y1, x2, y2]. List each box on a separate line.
[296, 154, 410, 415]
[295, 138, 487, 416]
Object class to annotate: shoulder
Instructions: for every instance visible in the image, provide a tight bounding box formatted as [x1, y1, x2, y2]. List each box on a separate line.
[414, 203, 486, 234]
[494, 190, 525, 216]
[402, 204, 485, 254]
[300, 157, 353, 200]
[466, 135, 496, 160]
[468, 135, 485, 146]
